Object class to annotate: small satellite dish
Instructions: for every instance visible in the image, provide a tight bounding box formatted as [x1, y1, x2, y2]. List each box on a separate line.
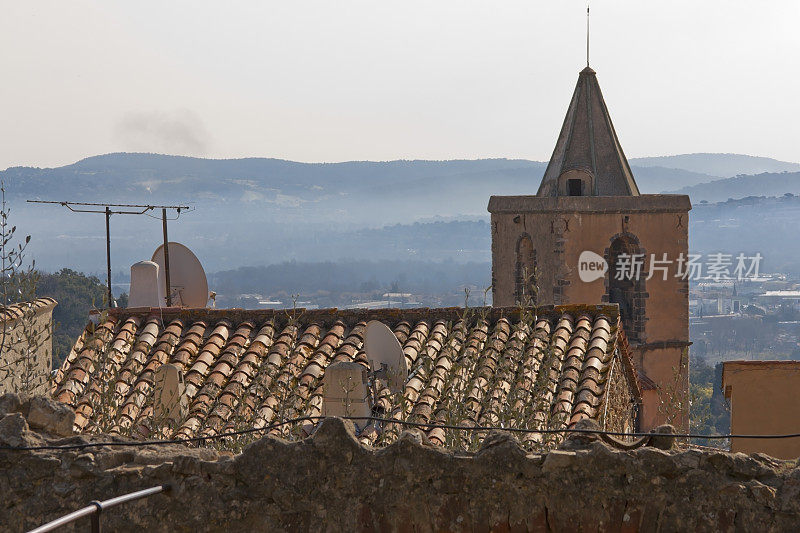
[151, 242, 209, 308]
[364, 320, 407, 393]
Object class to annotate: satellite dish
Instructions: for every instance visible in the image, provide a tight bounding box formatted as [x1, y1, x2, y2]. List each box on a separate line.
[151, 242, 209, 308]
[364, 320, 407, 393]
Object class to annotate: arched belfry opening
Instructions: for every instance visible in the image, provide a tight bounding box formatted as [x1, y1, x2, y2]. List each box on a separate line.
[558, 169, 594, 197]
[515, 234, 537, 306]
[606, 234, 646, 342]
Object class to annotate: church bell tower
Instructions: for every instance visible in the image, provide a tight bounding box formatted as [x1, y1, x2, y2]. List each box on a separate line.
[489, 66, 691, 430]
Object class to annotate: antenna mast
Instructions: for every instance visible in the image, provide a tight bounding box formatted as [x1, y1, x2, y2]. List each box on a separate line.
[27, 200, 190, 307]
[586, 2, 590, 67]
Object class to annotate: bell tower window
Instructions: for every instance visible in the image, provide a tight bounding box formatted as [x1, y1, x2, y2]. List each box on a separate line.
[558, 169, 594, 197]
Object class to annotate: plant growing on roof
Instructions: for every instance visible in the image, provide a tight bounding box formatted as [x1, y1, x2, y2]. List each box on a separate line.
[286, 293, 304, 327]
[268, 313, 307, 441]
[511, 264, 571, 452]
[438, 308, 476, 450]
[476, 285, 492, 323]
[85, 309, 135, 436]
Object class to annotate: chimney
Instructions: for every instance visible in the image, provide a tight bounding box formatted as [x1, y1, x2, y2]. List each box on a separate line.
[152, 363, 187, 424]
[128, 260, 165, 308]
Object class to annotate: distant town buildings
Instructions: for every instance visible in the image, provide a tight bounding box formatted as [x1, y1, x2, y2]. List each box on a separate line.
[690, 273, 800, 363]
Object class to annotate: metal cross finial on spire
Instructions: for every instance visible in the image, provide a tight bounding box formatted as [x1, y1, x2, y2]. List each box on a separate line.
[586, 2, 590, 67]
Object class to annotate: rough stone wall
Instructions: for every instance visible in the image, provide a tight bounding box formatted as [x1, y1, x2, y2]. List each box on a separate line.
[0, 300, 55, 395]
[600, 350, 638, 434]
[491, 210, 561, 307]
[489, 196, 690, 344]
[3, 396, 800, 532]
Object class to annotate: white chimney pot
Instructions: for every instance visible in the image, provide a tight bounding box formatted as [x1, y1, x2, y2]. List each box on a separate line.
[129, 260, 165, 307]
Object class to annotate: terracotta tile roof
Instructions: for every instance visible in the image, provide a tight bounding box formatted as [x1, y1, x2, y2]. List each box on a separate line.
[52, 305, 641, 449]
[0, 297, 57, 323]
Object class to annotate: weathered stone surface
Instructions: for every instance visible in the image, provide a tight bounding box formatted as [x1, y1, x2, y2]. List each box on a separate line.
[561, 417, 600, 449]
[27, 395, 75, 437]
[2, 397, 800, 532]
[541, 450, 577, 472]
[0, 413, 31, 447]
[0, 392, 23, 417]
[649, 424, 677, 450]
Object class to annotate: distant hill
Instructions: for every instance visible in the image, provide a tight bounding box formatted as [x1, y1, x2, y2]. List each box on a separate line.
[4, 151, 800, 274]
[690, 194, 800, 275]
[630, 166, 720, 193]
[669, 172, 800, 203]
[6, 152, 799, 204]
[630, 153, 800, 178]
[5, 153, 545, 204]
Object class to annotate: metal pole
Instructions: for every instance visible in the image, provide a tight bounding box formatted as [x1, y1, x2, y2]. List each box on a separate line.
[90, 501, 102, 533]
[105, 207, 112, 307]
[29, 486, 167, 533]
[162, 208, 172, 306]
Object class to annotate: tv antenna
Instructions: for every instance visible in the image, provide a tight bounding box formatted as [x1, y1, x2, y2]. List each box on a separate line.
[26, 201, 190, 307]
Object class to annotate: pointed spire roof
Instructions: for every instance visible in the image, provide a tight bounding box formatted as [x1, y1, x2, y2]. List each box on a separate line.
[537, 67, 640, 197]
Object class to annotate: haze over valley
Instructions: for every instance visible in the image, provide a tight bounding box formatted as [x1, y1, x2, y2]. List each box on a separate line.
[5, 151, 800, 303]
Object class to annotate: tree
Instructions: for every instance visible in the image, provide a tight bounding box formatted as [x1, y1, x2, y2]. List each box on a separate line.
[36, 269, 107, 366]
[0, 183, 50, 393]
[689, 356, 730, 447]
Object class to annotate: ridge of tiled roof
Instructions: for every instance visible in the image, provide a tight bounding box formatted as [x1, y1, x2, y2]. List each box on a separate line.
[52, 304, 641, 449]
[0, 297, 57, 323]
[613, 325, 644, 396]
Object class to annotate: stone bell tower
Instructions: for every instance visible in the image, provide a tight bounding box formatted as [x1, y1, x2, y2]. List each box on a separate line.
[489, 66, 691, 430]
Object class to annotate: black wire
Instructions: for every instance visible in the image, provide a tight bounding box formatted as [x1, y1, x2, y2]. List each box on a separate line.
[344, 417, 800, 440]
[2, 415, 799, 452]
[0, 416, 317, 451]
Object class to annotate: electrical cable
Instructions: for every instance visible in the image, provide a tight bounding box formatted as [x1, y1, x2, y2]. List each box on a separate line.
[1, 415, 798, 452]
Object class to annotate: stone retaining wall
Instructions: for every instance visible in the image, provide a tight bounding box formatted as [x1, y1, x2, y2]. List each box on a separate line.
[2, 395, 799, 532]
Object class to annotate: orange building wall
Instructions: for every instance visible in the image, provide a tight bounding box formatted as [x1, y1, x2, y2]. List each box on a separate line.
[723, 361, 800, 459]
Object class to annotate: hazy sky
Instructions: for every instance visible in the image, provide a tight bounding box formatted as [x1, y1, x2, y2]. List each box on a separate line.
[2, 1, 799, 170]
